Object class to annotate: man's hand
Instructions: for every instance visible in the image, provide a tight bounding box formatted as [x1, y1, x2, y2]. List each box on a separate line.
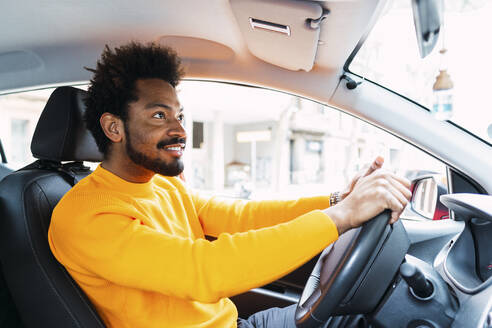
[340, 156, 384, 200]
[325, 167, 411, 235]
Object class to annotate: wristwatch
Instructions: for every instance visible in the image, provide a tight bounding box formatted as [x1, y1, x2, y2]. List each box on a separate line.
[330, 191, 342, 207]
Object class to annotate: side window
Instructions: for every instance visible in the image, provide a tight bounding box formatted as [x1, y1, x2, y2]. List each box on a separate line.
[0, 89, 51, 169]
[181, 81, 447, 220]
[0, 82, 448, 222]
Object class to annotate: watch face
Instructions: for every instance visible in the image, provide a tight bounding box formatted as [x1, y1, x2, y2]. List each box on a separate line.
[330, 192, 340, 206]
[331, 192, 341, 205]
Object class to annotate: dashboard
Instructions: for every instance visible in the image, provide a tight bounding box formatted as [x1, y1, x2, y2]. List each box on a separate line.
[233, 193, 492, 327]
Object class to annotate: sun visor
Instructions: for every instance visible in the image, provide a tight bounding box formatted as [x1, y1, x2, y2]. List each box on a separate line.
[230, 0, 325, 72]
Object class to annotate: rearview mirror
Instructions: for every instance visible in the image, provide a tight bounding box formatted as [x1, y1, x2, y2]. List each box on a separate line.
[411, 176, 449, 220]
[411, 0, 442, 58]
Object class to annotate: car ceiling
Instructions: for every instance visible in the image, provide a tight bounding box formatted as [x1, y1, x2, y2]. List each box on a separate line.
[0, 0, 382, 99]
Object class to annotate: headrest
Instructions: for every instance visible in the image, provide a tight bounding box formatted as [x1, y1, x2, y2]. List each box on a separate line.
[31, 86, 104, 162]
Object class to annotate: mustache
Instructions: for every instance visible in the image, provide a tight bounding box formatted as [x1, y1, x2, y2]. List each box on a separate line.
[156, 137, 186, 149]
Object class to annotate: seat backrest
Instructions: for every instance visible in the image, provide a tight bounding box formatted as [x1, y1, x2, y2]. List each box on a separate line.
[0, 163, 12, 181]
[0, 87, 106, 328]
[0, 162, 23, 328]
[0, 267, 23, 328]
[0, 139, 11, 181]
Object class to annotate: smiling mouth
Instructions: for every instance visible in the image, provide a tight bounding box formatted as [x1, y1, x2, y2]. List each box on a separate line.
[162, 143, 185, 156]
[166, 146, 183, 151]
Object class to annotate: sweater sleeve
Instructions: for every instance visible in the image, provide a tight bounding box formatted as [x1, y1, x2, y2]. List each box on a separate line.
[49, 201, 338, 304]
[192, 193, 332, 237]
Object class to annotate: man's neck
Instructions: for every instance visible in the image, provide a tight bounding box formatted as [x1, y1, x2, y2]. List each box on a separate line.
[101, 158, 155, 183]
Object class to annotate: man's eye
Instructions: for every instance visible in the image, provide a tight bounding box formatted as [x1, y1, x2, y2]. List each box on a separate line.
[153, 112, 165, 119]
[178, 114, 185, 122]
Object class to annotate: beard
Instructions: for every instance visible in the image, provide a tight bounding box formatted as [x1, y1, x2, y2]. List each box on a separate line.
[124, 129, 184, 177]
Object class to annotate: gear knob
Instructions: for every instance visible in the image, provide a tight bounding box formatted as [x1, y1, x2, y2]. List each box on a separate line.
[400, 262, 434, 299]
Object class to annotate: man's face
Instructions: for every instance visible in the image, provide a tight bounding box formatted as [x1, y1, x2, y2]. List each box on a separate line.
[124, 78, 186, 177]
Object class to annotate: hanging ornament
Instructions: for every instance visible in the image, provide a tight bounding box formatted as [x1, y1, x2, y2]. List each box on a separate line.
[431, 1, 453, 121]
[432, 49, 454, 120]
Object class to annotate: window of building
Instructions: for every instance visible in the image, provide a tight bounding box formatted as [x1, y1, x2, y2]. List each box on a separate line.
[192, 122, 204, 149]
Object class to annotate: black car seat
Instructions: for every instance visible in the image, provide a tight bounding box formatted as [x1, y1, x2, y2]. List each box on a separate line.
[0, 139, 11, 181]
[0, 146, 22, 327]
[0, 163, 11, 181]
[0, 87, 106, 327]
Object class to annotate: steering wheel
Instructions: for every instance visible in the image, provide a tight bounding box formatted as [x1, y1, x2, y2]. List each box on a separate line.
[295, 210, 391, 328]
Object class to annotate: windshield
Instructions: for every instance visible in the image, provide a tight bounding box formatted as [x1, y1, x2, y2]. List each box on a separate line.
[350, 0, 492, 144]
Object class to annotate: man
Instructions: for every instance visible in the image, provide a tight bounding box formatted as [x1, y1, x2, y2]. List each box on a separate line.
[48, 42, 411, 328]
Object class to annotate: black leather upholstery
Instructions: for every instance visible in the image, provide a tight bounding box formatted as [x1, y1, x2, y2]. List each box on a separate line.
[0, 87, 106, 327]
[0, 164, 23, 328]
[0, 163, 12, 181]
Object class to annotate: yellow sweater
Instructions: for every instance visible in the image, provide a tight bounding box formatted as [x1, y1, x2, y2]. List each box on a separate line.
[48, 165, 338, 328]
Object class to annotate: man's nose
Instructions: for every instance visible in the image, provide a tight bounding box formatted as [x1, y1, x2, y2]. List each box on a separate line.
[168, 119, 187, 139]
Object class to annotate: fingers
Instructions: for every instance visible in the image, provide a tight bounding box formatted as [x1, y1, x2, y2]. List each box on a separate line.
[387, 176, 412, 201]
[391, 174, 411, 189]
[385, 182, 409, 209]
[381, 190, 404, 223]
[363, 156, 384, 177]
[346, 166, 412, 228]
[389, 215, 400, 224]
[369, 169, 411, 191]
[371, 170, 410, 224]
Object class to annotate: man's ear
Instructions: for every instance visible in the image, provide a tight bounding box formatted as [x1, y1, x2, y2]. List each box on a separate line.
[100, 113, 124, 143]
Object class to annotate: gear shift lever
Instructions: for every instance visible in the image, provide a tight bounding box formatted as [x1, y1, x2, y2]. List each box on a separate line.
[400, 262, 434, 299]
